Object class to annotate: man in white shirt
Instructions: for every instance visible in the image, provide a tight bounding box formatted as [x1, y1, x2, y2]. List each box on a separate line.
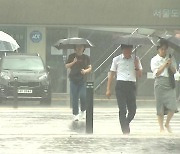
[106, 44, 142, 134]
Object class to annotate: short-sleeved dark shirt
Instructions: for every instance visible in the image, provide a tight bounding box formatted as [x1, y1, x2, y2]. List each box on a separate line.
[66, 53, 90, 83]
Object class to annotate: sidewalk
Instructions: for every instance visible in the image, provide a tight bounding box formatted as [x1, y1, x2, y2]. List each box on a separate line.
[0, 107, 179, 136]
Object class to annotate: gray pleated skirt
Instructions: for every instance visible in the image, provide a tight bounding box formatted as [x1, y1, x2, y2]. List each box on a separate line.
[154, 76, 178, 115]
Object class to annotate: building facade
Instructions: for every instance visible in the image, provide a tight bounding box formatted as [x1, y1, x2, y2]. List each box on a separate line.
[0, 0, 180, 96]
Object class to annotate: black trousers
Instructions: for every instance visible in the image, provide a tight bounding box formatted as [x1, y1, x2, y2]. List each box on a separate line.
[115, 80, 137, 134]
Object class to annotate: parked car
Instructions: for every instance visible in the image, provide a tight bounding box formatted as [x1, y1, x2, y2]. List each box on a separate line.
[0, 53, 51, 105]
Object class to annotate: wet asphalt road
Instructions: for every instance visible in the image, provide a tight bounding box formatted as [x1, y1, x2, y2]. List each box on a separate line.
[0, 100, 180, 154]
[0, 135, 180, 154]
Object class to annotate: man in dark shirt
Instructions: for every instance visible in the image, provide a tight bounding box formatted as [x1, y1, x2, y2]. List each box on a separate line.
[66, 45, 92, 121]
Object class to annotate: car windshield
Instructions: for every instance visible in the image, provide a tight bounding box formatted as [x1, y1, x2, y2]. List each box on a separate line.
[2, 56, 45, 71]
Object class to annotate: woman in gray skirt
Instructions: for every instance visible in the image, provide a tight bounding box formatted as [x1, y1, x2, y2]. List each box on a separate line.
[151, 39, 178, 133]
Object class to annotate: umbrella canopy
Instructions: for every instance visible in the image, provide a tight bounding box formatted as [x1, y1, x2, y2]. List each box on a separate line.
[0, 31, 20, 51]
[116, 33, 154, 46]
[54, 37, 94, 49]
[159, 34, 180, 51]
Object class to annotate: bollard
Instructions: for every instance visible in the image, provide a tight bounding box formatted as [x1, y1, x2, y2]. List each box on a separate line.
[13, 77, 18, 108]
[86, 82, 94, 134]
[70, 90, 72, 108]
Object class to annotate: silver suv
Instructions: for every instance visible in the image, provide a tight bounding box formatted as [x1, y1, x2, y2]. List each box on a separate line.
[0, 53, 51, 105]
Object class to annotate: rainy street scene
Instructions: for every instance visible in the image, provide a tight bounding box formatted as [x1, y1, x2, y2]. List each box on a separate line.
[0, 0, 180, 153]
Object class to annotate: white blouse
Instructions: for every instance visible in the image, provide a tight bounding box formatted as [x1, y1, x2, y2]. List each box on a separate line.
[151, 54, 177, 78]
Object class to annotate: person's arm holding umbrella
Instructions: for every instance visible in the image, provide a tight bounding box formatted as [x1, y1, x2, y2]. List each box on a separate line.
[152, 55, 176, 77]
[134, 56, 143, 78]
[81, 65, 92, 75]
[65, 57, 77, 69]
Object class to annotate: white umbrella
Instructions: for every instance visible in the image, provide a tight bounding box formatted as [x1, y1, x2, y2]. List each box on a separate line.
[0, 31, 20, 51]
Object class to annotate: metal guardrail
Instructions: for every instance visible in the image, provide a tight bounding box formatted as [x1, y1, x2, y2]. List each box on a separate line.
[93, 45, 121, 73]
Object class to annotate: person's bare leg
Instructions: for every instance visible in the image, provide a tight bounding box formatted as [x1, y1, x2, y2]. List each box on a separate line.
[165, 111, 174, 133]
[157, 115, 164, 132]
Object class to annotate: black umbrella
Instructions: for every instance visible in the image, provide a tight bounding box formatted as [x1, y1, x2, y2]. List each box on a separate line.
[116, 33, 154, 46]
[54, 37, 94, 50]
[159, 34, 180, 51]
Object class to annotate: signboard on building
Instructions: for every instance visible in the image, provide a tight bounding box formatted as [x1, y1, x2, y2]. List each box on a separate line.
[30, 31, 42, 43]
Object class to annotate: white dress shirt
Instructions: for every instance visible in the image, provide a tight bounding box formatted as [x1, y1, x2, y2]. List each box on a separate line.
[151, 54, 177, 78]
[110, 54, 142, 82]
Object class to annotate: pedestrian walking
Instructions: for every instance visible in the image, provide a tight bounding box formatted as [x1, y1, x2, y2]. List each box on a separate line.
[66, 44, 92, 121]
[151, 39, 178, 133]
[106, 44, 143, 134]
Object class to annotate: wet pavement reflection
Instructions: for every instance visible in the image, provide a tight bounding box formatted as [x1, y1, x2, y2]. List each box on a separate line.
[0, 135, 180, 154]
[0, 104, 180, 154]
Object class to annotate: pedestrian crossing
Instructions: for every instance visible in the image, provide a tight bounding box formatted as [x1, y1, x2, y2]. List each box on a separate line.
[93, 108, 180, 136]
[0, 107, 179, 137]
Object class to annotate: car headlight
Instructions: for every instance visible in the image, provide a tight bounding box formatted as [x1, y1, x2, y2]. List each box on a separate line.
[39, 74, 48, 80]
[0, 72, 11, 80]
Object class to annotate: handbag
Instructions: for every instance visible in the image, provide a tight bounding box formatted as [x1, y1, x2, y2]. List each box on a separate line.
[168, 68, 175, 89]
